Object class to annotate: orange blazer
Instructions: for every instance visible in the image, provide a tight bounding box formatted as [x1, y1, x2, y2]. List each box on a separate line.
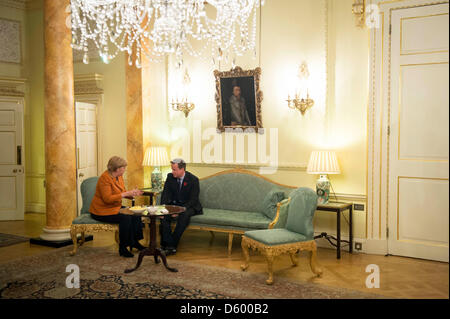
[89, 171, 125, 216]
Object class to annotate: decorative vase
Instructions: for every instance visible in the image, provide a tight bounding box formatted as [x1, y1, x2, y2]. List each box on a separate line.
[151, 167, 162, 191]
[316, 174, 330, 205]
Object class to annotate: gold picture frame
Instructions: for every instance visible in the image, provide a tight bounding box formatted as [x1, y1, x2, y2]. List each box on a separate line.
[214, 66, 263, 132]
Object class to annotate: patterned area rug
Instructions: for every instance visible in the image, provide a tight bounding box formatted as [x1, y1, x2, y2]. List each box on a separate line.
[0, 245, 386, 299]
[0, 233, 29, 248]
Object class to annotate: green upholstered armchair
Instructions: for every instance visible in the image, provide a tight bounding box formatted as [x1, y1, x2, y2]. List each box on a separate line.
[241, 187, 323, 285]
[69, 176, 119, 256]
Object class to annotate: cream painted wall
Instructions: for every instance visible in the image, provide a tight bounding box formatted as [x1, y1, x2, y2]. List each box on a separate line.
[73, 55, 127, 174]
[142, 0, 369, 239]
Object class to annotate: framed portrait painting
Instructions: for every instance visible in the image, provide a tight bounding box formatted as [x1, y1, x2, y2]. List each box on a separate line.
[214, 66, 263, 132]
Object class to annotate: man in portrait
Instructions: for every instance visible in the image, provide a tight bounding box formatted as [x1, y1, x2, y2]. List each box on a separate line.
[229, 85, 252, 126]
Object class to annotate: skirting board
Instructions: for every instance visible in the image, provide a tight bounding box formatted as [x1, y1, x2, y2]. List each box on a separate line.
[314, 231, 388, 256]
[25, 203, 45, 214]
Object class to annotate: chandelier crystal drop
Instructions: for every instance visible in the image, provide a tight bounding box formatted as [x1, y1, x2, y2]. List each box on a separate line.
[70, 0, 264, 67]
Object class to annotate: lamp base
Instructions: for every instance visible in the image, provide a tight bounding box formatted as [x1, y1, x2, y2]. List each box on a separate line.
[316, 174, 330, 205]
[151, 167, 162, 191]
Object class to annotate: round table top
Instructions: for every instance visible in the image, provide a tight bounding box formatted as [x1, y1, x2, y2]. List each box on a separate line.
[120, 205, 186, 217]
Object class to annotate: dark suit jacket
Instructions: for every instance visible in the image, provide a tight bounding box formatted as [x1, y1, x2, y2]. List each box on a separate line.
[160, 171, 203, 215]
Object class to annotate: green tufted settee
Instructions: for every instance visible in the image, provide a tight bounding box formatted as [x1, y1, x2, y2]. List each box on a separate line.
[188, 169, 304, 255]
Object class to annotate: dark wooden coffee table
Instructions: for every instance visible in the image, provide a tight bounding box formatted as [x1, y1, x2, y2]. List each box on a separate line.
[120, 205, 185, 273]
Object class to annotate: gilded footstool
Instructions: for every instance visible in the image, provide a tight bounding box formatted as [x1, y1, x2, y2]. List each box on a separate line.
[240, 188, 323, 284]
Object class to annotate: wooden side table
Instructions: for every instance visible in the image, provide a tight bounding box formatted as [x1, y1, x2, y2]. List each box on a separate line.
[314, 202, 353, 259]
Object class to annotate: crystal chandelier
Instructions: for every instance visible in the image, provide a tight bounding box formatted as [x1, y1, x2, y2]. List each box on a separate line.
[70, 0, 264, 68]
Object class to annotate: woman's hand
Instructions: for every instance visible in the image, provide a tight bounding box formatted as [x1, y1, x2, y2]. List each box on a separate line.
[121, 188, 143, 198]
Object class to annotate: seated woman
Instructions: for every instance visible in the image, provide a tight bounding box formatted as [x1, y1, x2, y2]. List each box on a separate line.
[89, 156, 145, 258]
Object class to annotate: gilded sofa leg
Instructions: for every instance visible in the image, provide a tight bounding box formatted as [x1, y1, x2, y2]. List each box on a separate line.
[70, 228, 78, 256]
[309, 242, 323, 277]
[264, 249, 275, 285]
[289, 252, 298, 266]
[240, 236, 250, 271]
[115, 230, 120, 244]
[228, 233, 234, 256]
[209, 231, 215, 245]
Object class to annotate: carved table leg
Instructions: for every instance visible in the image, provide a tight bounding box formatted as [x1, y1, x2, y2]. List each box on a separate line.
[240, 237, 250, 271]
[155, 248, 178, 272]
[124, 248, 153, 273]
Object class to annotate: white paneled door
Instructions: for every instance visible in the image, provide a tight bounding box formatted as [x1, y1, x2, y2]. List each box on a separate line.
[0, 100, 24, 220]
[388, 4, 449, 262]
[75, 102, 98, 216]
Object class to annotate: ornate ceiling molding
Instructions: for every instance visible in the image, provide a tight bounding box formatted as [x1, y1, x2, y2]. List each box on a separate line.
[74, 73, 104, 96]
[0, 0, 42, 11]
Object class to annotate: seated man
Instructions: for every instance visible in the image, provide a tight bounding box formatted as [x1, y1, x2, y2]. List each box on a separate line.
[159, 158, 202, 255]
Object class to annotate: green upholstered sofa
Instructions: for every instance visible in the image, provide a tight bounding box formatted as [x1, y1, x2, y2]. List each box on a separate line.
[188, 169, 301, 255]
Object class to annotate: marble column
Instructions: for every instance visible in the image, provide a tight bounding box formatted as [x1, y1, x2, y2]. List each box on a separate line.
[41, 0, 76, 241]
[125, 53, 144, 189]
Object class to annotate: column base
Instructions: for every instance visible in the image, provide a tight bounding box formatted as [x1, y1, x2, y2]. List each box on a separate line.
[30, 235, 93, 248]
[30, 227, 93, 248]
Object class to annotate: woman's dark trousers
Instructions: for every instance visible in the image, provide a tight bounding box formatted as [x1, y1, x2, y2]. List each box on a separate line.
[91, 213, 143, 248]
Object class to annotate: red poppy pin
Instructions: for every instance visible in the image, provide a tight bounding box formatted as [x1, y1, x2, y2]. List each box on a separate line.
[183, 182, 187, 186]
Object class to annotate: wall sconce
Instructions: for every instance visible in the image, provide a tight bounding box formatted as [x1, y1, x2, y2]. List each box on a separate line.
[171, 68, 195, 117]
[286, 62, 314, 115]
[352, 0, 366, 27]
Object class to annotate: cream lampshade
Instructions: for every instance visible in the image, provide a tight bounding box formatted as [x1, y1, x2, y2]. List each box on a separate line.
[142, 146, 169, 190]
[307, 151, 340, 204]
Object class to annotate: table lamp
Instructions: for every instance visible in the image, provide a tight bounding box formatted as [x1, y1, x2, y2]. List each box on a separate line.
[306, 150, 341, 204]
[142, 146, 169, 191]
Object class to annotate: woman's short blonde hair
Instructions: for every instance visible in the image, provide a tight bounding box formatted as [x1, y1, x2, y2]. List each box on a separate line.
[107, 156, 127, 173]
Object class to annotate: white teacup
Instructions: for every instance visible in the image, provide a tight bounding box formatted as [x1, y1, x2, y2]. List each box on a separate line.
[147, 206, 157, 214]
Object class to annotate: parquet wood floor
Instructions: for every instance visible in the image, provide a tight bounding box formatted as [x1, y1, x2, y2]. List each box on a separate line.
[0, 213, 448, 299]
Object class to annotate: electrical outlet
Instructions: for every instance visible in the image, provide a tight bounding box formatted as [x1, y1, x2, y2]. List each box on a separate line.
[354, 204, 365, 211]
[355, 242, 362, 251]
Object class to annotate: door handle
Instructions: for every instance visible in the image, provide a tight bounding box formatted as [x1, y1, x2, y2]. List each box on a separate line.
[17, 146, 22, 165]
[13, 169, 17, 173]
[79, 172, 84, 177]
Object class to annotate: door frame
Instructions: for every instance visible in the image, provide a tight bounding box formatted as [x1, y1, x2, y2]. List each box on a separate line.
[367, 0, 449, 255]
[74, 74, 104, 216]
